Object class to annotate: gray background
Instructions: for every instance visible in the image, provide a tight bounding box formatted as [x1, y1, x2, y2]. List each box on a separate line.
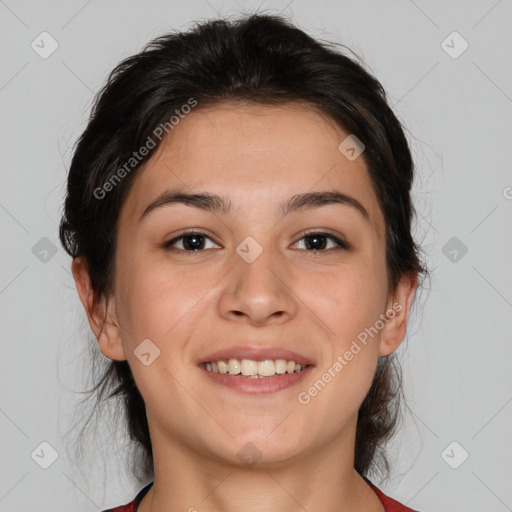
[1, 0, 511, 510]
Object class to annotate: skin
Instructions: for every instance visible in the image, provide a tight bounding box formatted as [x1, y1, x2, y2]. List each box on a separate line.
[73, 102, 417, 512]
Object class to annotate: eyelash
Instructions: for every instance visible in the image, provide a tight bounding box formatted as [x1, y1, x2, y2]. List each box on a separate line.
[163, 229, 350, 253]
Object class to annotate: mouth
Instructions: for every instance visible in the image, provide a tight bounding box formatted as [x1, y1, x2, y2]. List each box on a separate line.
[197, 346, 315, 394]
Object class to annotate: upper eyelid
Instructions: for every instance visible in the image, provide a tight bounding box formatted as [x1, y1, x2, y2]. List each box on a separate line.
[295, 228, 345, 241]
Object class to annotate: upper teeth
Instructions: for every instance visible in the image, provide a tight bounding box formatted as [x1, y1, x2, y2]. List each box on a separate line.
[205, 358, 307, 376]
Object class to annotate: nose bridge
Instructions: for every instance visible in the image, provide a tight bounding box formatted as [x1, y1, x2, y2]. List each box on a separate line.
[218, 236, 297, 324]
[236, 240, 278, 293]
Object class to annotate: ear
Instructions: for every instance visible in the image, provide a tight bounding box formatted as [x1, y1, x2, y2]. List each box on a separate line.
[71, 257, 127, 361]
[379, 272, 418, 357]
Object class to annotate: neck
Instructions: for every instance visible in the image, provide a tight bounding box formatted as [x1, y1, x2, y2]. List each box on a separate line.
[137, 423, 384, 512]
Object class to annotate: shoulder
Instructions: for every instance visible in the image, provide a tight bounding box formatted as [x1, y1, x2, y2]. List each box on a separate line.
[102, 481, 154, 512]
[367, 479, 421, 512]
[102, 500, 137, 512]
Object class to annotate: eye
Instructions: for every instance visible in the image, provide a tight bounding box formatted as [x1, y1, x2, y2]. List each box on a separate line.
[163, 231, 221, 252]
[163, 230, 349, 253]
[291, 231, 350, 252]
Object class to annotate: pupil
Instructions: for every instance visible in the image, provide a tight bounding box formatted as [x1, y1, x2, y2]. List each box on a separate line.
[306, 234, 326, 251]
[184, 235, 204, 250]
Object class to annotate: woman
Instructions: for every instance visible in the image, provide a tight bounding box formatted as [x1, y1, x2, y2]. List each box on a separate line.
[60, 13, 427, 512]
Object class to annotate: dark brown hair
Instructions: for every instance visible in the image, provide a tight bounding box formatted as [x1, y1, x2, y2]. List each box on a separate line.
[60, 13, 427, 483]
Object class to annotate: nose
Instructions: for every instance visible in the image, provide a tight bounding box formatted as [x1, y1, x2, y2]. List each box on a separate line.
[217, 246, 298, 326]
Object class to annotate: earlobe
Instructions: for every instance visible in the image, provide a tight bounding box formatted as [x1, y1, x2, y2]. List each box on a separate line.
[71, 257, 127, 361]
[379, 273, 418, 357]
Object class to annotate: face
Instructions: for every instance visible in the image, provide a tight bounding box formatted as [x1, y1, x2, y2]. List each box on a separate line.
[76, 102, 416, 468]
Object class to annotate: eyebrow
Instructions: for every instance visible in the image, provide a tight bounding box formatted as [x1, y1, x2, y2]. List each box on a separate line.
[139, 189, 370, 223]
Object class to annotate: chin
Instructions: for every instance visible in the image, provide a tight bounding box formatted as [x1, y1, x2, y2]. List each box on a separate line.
[209, 430, 308, 469]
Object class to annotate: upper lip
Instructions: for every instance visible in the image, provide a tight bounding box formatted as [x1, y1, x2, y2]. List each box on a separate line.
[199, 346, 315, 366]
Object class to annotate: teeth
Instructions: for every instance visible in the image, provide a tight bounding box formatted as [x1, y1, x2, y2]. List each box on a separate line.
[228, 359, 241, 375]
[217, 360, 229, 373]
[257, 359, 275, 377]
[204, 358, 308, 377]
[241, 359, 258, 376]
[275, 359, 287, 374]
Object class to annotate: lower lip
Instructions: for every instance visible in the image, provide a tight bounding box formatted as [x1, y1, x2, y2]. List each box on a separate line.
[198, 365, 314, 394]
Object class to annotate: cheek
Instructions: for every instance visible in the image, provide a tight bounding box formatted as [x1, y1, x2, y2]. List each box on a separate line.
[114, 256, 220, 345]
[113, 262, 213, 400]
[295, 258, 388, 347]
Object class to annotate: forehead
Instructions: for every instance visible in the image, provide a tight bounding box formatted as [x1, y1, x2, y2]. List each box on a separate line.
[121, 102, 385, 239]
